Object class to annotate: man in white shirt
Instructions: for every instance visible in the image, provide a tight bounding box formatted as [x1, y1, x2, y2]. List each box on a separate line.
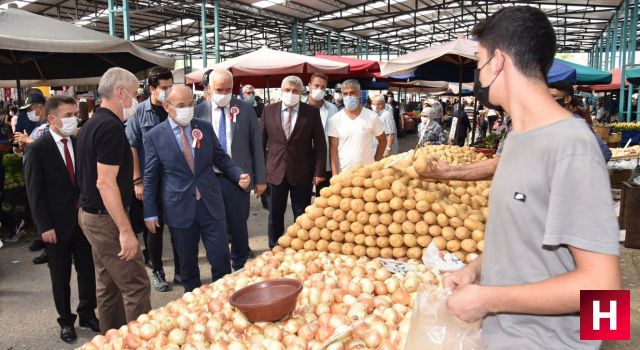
[371, 94, 398, 157]
[328, 79, 386, 174]
[303, 72, 339, 195]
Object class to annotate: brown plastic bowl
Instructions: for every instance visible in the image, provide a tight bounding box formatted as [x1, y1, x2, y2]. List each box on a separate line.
[229, 278, 303, 322]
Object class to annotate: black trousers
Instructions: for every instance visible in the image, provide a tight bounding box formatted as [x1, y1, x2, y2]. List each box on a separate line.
[130, 196, 180, 274]
[219, 175, 251, 271]
[267, 177, 313, 249]
[46, 225, 97, 327]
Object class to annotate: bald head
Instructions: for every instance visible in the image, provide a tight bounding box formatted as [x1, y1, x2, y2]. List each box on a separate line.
[163, 85, 194, 122]
[209, 69, 234, 95]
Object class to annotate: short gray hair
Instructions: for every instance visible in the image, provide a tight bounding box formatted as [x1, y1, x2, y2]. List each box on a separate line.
[165, 85, 193, 101]
[208, 69, 234, 87]
[341, 79, 360, 93]
[98, 67, 138, 99]
[371, 94, 386, 104]
[281, 75, 304, 90]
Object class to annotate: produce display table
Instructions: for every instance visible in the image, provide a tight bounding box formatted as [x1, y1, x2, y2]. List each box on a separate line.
[79, 251, 442, 350]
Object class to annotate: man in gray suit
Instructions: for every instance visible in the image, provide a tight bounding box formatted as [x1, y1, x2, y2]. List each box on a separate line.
[195, 69, 267, 270]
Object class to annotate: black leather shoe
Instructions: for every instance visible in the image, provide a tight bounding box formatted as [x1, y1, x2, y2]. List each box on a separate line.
[79, 318, 100, 332]
[32, 251, 48, 264]
[173, 274, 183, 286]
[60, 325, 77, 343]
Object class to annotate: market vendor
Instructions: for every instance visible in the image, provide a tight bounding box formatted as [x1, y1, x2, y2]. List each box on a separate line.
[548, 80, 612, 162]
[432, 7, 620, 350]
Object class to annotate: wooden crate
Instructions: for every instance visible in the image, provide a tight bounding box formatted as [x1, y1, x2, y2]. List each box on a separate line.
[620, 181, 640, 249]
[609, 169, 632, 190]
[593, 125, 611, 140]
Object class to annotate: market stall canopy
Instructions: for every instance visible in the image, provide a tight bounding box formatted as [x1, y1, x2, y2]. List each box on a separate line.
[0, 8, 175, 83]
[547, 60, 577, 84]
[0, 77, 101, 88]
[380, 38, 478, 82]
[626, 66, 640, 85]
[388, 80, 449, 93]
[555, 59, 612, 85]
[313, 53, 380, 74]
[578, 67, 628, 92]
[185, 47, 349, 84]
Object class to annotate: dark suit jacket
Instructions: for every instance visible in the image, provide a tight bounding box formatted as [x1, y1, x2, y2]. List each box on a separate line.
[23, 132, 80, 242]
[260, 102, 326, 186]
[195, 98, 266, 190]
[143, 118, 243, 229]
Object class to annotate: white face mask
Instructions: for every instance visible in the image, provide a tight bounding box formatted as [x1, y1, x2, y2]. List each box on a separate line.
[120, 91, 138, 121]
[174, 107, 194, 126]
[421, 117, 429, 123]
[156, 89, 167, 103]
[334, 92, 342, 101]
[343, 96, 359, 111]
[282, 92, 300, 107]
[27, 110, 40, 122]
[310, 88, 326, 101]
[213, 93, 232, 107]
[57, 117, 78, 136]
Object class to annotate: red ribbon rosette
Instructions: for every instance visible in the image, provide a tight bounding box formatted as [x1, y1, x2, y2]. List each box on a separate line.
[191, 128, 203, 149]
[230, 106, 240, 123]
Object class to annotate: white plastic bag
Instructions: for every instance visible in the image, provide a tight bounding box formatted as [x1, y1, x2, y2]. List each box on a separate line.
[404, 285, 482, 350]
[422, 241, 466, 272]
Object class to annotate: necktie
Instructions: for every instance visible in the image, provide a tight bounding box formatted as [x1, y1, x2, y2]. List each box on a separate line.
[179, 126, 201, 200]
[60, 139, 75, 187]
[218, 107, 227, 153]
[283, 108, 292, 139]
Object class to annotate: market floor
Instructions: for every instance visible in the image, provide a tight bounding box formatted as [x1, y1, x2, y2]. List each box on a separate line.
[1, 135, 639, 349]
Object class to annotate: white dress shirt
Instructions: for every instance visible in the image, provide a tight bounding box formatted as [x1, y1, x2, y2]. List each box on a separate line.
[50, 130, 75, 168]
[281, 103, 300, 135]
[211, 102, 232, 174]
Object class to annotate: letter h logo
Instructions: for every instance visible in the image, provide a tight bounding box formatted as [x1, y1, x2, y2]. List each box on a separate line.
[580, 290, 630, 340]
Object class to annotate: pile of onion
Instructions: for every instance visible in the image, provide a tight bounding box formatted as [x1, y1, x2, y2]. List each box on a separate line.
[79, 250, 441, 350]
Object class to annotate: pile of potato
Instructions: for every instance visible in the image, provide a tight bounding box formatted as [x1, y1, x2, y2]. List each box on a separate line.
[278, 145, 490, 264]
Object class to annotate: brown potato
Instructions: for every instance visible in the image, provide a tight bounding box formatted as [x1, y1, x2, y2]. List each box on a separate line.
[364, 225, 376, 236]
[319, 187, 333, 198]
[432, 236, 447, 250]
[314, 197, 328, 208]
[351, 187, 365, 199]
[364, 235, 377, 247]
[441, 226, 455, 240]
[340, 187, 354, 198]
[461, 239, 477, 253]
[323, 207, 336, 218]
[390, 197, 404, 210]
[328, 241, 342, 254]
[380, 247, 393, 259]
[350, 222, 364, 234]
[404, 234, 418, 247]
[356, 211, 369, 225]
[363, 178, 375, 189]
[376, 236, 390, 248]
[417, 235, 432, 248]
[344, 232, 355, 243]
[366, 247, 381, 259]
[403, 198, 417, 210]
[341, 242, 355, 256]
[328, 195, 342, 209]
[303, 240, 317, 251]
[407, 210, 421, 223]
[378, 202, 392, 214]
[379, 213, 393, 226]
[326, 219, 339, 231]
[436, 213, 449, 227]
[402, 221, 416, 234]
[389, 233, 404, 248]
[388, 223, 402, 235]
[376, 189, 393, 202]
[297, 229, 310, 241]
[391, 181, 408, 197]
[407, 247, 423, 260]
[392, 210, 407, 224]
[339, 220, 351, 233]
[424, 212, 437, 225]
[350, 199, 365, 213]
[448, 217, 463, 229]
[340, 198, 352, 212]
[353, 245, 366, 257]
[415, 200, 430, 213]
[415, 221, 429, 236]
[374, 179, 391, 190]
[291, 238, 304, 250]
[364, 202, 379, 214]
[368, 213, 381, 226]
[332, 209, 346, 222]
[363, 188, 379, 202]
[278, 235, 292, 248]
[351, 176, 365, 188]
[316, 239, 329, 252]
[428, 225, 442, 237]
[374, 224, 389, 237]
[472, 230, 484, 242]
[320, 228, 332, 241]
[309, 227, 321, 241]
[354, 234, 366, 245]
[431, 202, 444, 214]
[454, 227, 471, 240]
[446, 239, 461, 252]
[346, 210, 357, 223]
[477, 240, 484, 252]
[392, 247, 408, 259]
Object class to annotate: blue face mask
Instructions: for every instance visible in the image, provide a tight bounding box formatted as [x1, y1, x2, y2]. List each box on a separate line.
[343, 96, 359, 111]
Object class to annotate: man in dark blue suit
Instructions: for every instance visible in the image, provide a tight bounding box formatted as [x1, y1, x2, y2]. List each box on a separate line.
[195, 69, 266, 270]
[143, 86, 250, 292]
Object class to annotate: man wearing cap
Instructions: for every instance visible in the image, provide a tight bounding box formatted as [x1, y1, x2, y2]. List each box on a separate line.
[15, 93, 49, 150]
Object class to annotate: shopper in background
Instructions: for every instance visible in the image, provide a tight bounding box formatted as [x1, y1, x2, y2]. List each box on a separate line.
[77, 67, 151, 333]
[304, 72, 338, 196]
[452, 103, 471, 146]
[242, 84, 264, 118]
[15, 88, 42, 137]
[417, 107, 447, 146]
[595, 99, 608, 122]
[195, 69, 266, 271]
[144, 85, 250, 291]
[434, 7, 620, 349]
[371, 94, 398, 157]
[125, 66, 181, 292]
[334, 84, 344, 111]
[385, 91, 402, 138]
[23, 95, 99, 343]
[260, 75, 326, 249]
[328, 80, 386, 174]
[15, 93, 49, 150]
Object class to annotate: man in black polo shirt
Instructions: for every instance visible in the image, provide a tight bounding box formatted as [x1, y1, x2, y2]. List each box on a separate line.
[77, 67, 151, 333]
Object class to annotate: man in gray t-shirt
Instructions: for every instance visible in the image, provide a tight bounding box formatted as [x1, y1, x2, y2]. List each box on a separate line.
[439, 7, 621, 350]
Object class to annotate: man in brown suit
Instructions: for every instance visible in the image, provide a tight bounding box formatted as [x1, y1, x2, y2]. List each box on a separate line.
[260, 75, 326, 248]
